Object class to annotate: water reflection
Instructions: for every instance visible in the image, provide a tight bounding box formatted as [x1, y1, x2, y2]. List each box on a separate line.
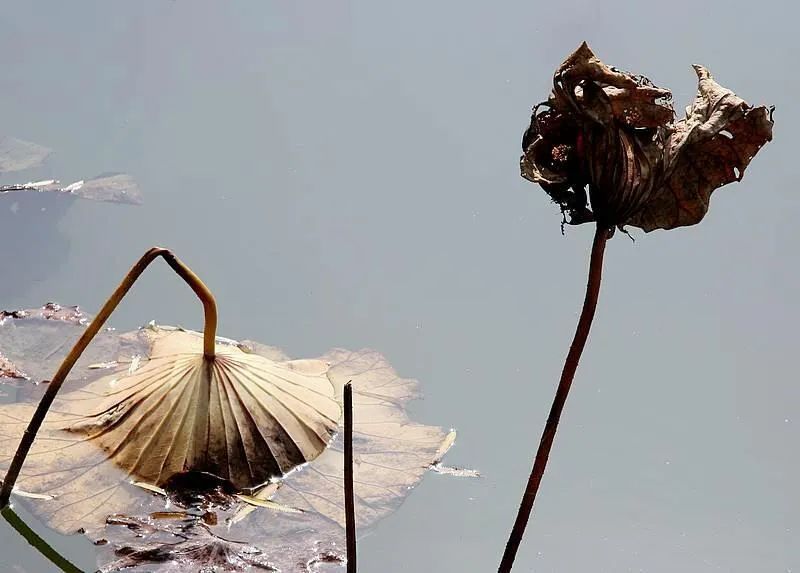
[0, 135, 141, 301]
[0, 191, 75, 302]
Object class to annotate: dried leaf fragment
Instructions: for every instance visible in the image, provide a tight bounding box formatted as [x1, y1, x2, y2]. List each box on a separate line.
[627, 66, 774, 231]
[0, 352, 27, 380]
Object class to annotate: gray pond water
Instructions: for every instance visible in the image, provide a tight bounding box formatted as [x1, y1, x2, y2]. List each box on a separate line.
[0, 1, 798, 572]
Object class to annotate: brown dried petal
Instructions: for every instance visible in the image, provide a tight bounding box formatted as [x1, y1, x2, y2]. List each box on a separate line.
[584, 126, 665, 226]
[604, 86, 675, 129]
[552, 42, 673, 129]
[627, 66, 774, 231]
[520, 136, 570, 186]
[522, 44, 772, 232]
[521, 43, 676, 226]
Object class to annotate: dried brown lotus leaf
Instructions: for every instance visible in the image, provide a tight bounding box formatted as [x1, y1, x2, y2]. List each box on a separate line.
[265, 348, 447, 528]
[25, 329, 340, 492]
[0, 318, 455, 571]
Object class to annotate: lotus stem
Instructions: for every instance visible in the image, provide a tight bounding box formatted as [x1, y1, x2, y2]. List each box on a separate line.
[344, 382, 357, 573]
[0, 247, 217, 508]
[498, 224, 610, 572]
[1, 506, 85, 573]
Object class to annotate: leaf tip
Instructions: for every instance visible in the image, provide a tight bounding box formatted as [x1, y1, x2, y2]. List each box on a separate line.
[692, 64, 713, 81]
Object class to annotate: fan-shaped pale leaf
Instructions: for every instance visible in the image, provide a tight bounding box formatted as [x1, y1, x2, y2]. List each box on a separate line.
[27, 328, 340, 492]
[0, 313, 462, 571]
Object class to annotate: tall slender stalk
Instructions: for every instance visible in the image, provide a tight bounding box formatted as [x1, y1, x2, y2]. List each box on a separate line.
[1, 507, 85, 573]
[0, 247, 217, 508]
[498, 224, 610, 572]
[343, 381, 357, 573]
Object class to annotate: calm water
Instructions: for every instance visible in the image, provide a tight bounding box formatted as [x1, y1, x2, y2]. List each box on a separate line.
[1, 2, 798, 572]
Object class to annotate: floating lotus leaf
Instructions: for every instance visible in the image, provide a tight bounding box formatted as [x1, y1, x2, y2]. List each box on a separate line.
[0, 173, 142, 205]
[0, 137, 51, 174]
[0, 304, 137, 386]
[0, 304, 126, 385]
[58, 328, 341, 490]
[1, 133, 141, 204]
[0, 311, 459, 571]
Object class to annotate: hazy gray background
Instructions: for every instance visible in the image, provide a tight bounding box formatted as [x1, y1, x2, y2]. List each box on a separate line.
[0, 1, 796, 571]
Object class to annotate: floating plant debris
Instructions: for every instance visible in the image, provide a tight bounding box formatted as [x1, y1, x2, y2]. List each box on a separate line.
[0, 173, 142, 205]
[1, 134, 142, 205]
[58, 327, 341, 490]
[0, 303, 128, 387]
[0, 136, 51, 174]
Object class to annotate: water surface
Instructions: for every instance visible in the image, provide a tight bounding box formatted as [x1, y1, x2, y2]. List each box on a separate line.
[0, 2, 797, 571]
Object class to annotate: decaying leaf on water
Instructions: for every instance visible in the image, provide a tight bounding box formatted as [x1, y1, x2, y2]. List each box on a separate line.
[521, 42, 773, 232]
[0, 303, 87, 326]
[0, 313, 462, 571]
[55, 327, 341, 491]
[428, 430, 480, 477]
[0, 173, 142, 205]
[1, 134, 142, 204]
[0, 304, 92, 383]
[0, 137, 51, 174]
[0, 304, 124, 387]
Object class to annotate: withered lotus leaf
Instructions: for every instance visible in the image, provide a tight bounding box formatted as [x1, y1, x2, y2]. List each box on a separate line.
[0, 173, 142, 205]
[0, 136, 51, 174]
[99, 345, 453, 572]
[6, 327, 341, 493]
[0, 313, 457, 571]
[0, 304, 126, 388]
[0, 134, 141, 204]
[0, 304, 92, 383]
[521, 42, 773, 232]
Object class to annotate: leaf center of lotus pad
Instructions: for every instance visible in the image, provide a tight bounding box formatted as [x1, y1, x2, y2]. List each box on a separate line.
[57, 331, 342, 491]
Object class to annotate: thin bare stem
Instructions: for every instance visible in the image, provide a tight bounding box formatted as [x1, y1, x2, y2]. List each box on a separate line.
[498, 224, 610, 572]
[344, 382, 357, 573]
[1, 507, 85, 573]
[0, 247, 217, 508]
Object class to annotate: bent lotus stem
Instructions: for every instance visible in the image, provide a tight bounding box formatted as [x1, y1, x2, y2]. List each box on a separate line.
[344, 382, 357, 573]
[1, 506, 85, 573]
[0, 247, 217, 508]
[498, 224, 610, 572]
